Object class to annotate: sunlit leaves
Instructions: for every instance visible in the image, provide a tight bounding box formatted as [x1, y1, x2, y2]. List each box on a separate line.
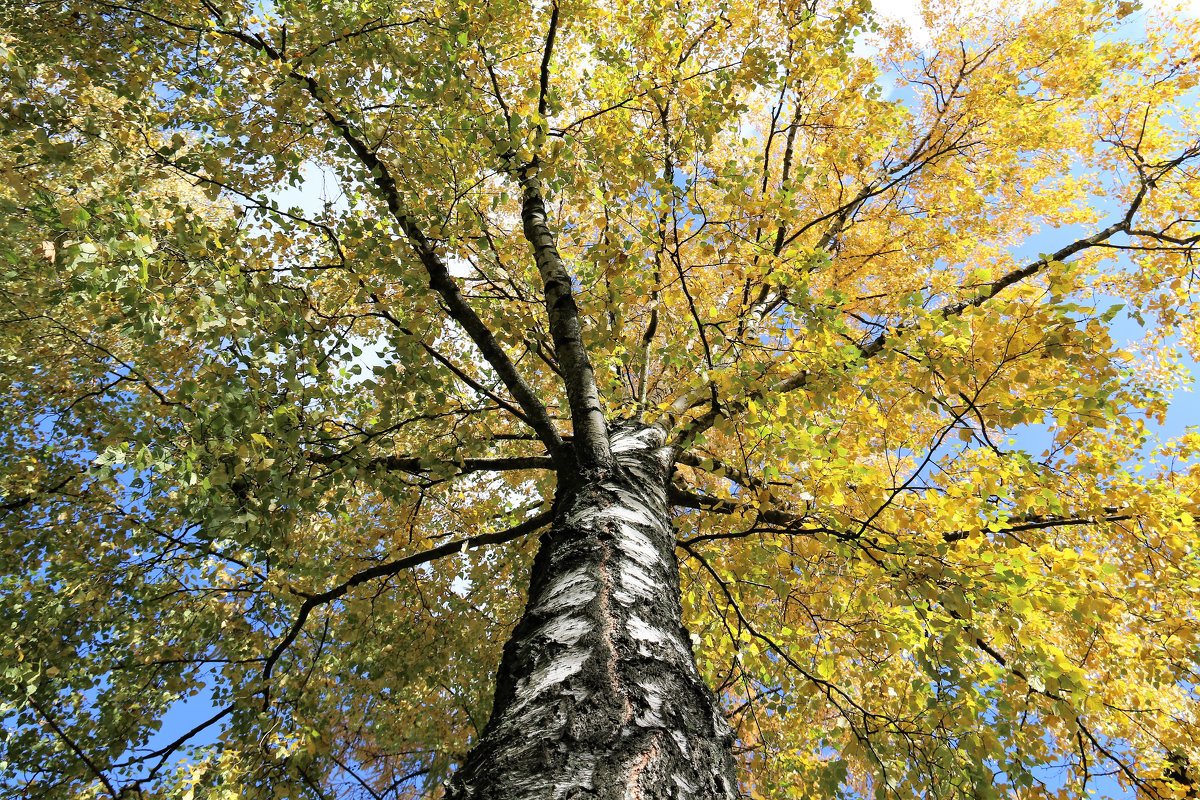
[2, 0, 1199, 796]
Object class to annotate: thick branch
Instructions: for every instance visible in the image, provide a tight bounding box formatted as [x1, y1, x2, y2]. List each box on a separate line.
[520, 180, 612, 474]
[212, 24, 567, 464]
[536, 1, 559, 120]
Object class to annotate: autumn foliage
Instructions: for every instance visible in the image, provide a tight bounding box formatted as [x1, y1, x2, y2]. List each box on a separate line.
[1, 0, 1199, 797]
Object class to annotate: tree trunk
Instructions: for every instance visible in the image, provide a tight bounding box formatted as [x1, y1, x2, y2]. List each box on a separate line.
[446, 424, 738, 799]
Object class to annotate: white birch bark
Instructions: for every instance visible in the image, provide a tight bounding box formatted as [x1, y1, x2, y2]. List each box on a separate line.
[446, 424, 738, 800]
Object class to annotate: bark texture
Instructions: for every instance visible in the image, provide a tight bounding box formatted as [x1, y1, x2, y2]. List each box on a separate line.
[446, 425, 738, 799]
[520, 180, 612, 473]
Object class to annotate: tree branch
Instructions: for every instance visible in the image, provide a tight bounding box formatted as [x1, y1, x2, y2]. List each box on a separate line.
[673, 483, 1132, 547]
[537, 1, 560, 120]
[308, 452, 555, 476]
[208, 22, 568, 465]
[259, 508, 553, 706]
[519, 179, 612, 474]
[667, 171, 1165, 447]
[27, 696, 120, 798]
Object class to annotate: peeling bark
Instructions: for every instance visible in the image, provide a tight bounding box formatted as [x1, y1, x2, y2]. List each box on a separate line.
[446, 424, 738, 799]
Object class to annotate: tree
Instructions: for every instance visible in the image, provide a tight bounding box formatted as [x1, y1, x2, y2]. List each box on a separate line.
[1, 0, 1198, 796]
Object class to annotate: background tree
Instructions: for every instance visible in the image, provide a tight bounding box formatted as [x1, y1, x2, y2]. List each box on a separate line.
[2, 0, 1199, 797]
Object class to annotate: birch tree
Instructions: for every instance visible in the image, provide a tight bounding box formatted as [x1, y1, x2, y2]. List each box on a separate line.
[2, 0, 1199, 797]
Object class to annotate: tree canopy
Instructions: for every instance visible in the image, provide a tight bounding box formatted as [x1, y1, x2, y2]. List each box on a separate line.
[1, 0, 1199, 797]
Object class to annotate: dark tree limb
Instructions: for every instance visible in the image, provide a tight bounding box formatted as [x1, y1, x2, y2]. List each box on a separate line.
[672, 483, 1133, 547]
[666, 151, 1190, 448]
[536, 2, 559, 120]
[27, 696, 120, 798]
[204, 20, 568, 466]
[307, 451, 556, 477]
[259, 509, 554, 706]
